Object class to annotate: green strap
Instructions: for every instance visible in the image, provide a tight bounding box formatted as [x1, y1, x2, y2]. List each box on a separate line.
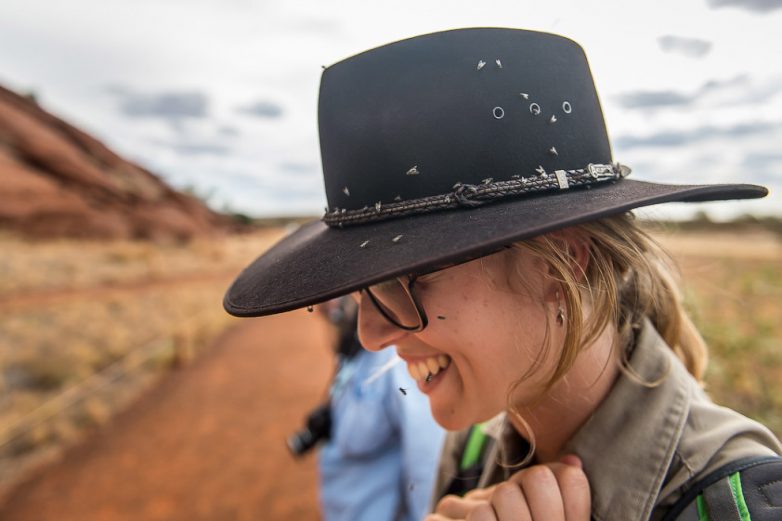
[459, 424, 487, 471]
[696, 494, 710, 521]
[728, 472, 752, 521]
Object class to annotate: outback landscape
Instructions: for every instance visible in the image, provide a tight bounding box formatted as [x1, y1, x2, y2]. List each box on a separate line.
[0, 230, 335, 520]
[0, 224, 779, 520]
[0, 83, 780, 520]
[0, 229, 287, 488]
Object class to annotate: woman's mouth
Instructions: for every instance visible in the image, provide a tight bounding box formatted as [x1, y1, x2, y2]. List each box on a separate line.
[406, 354, 451, 390]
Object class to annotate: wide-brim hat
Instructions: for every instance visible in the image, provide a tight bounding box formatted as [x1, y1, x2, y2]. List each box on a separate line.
[224, 28, 767, 318]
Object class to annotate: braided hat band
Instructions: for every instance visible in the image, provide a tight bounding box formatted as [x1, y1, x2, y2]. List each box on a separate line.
[323, 163, 631, 227]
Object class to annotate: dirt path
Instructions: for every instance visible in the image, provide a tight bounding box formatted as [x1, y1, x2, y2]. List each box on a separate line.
[0, 310, 334, 521]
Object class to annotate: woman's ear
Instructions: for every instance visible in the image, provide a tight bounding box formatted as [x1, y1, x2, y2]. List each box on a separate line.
[545, 230, 591, 287]
[561, 230, 591, 283]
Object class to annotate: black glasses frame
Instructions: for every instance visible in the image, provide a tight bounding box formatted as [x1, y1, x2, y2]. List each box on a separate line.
[364, 275, 429, 332]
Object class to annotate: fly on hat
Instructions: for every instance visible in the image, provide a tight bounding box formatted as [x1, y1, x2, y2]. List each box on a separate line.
[224, 27, 767, 318]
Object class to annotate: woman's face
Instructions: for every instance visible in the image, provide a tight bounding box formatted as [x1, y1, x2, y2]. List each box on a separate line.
[357, 248, 562, 431]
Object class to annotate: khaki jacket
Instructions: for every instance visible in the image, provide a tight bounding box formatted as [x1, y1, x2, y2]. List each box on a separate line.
[431, 320, 782, 520]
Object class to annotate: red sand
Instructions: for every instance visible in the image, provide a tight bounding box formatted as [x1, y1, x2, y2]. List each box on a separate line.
[0, 310, 334, 521]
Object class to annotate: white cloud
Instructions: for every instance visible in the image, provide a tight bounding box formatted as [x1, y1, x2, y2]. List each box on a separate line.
[0, 0, 779, 218]
[658, 35, 713, 58]
[707, 0, 782, 13]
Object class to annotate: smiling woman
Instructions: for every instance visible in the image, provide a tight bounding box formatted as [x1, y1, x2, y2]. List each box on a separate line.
[224, 28, 782, 521]
[357, 214, 708, 456]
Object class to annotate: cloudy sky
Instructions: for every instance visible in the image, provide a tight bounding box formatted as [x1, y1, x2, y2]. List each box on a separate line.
[1, 0, 781, 219]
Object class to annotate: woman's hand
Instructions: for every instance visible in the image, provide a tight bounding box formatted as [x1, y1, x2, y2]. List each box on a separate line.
[426, 455, 590, 521]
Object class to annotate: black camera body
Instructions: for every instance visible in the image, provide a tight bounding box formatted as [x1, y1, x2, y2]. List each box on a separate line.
[287, 298, 361, 457]
[286, 402, 332, 457]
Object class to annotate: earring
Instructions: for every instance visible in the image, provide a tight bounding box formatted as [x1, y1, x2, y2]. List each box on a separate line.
[555, 290, 565, 327]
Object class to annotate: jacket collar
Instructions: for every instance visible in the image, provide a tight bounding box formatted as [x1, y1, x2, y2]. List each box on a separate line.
[485, 320, 692, 521]
[562, 320, 691, 521]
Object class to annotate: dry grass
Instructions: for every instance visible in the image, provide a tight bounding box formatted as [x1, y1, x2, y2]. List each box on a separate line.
[0, 228, 286, 483]
[652, 228, 782, 437]
[0, 229, 285, 294]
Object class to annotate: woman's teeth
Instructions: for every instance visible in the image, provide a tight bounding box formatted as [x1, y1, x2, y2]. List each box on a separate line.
[407, 355, 450, 382]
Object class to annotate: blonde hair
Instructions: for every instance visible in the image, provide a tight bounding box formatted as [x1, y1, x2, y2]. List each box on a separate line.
[497, 212, 707, 466]
[512, 212, 708, 393]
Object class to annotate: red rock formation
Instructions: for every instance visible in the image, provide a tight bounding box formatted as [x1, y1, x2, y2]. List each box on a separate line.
[0, 85, 234, 240]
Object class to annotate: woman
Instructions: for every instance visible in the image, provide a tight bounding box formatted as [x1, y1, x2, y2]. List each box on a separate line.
[225, 28, 781, 520]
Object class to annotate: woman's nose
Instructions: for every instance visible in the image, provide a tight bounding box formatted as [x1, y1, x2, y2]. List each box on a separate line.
[356, 292, 408, 351]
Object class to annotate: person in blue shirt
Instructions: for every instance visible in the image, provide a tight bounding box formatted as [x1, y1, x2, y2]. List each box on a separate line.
[317, 297, 445, 521]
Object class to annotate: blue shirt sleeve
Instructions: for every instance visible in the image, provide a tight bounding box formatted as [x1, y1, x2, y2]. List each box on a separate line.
[318, 348, 403, 521]
[318, 347, 445, 521]
[330, 348, 399, 456]
[391, 359, 446, 521]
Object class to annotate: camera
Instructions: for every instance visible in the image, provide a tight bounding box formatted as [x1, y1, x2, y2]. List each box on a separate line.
[286, 403, 332, 457]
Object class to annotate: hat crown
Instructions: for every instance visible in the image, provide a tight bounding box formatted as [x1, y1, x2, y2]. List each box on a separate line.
[225, 28, 764, 318]
[318, 28, 613, 214]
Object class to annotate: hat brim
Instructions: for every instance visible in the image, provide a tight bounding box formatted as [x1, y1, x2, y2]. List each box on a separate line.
[224, 179, 767, 317]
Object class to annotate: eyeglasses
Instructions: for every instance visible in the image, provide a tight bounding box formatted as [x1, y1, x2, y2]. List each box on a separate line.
[363, 275, 429, 331]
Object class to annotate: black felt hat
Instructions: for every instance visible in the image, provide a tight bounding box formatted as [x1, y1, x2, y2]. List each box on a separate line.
[224, 28, 767, 317]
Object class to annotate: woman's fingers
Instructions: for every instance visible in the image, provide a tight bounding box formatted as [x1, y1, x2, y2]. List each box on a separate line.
[552, 461, 591, 520]
[435, 494, 487, 518]
[431, 456, 590, 520]
[507, 457, 590, 520]
[465, 502, 499, 521]
[425, 514, 462, 521]
[558, 454, 583, 468]
[516, 466, 566, 519]
[464, 485, 496, 501]
[489, 482, 532, 521]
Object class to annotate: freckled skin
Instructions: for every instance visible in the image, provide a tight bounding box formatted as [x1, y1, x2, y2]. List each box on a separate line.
[358, 240, 619, 462]
[358, 227, 621, 476]
[358, 249, 557, 431]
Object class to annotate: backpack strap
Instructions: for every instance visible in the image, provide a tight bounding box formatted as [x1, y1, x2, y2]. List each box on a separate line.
[442, 423, 495, 497]
[460, 423, 489, 472]
[662, 455, 782, 521]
